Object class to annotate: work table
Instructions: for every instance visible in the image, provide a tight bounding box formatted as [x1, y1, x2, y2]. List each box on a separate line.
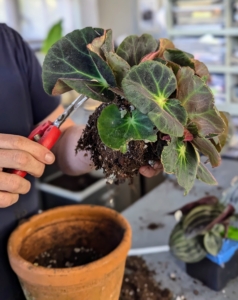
[123, 158, 238, 300]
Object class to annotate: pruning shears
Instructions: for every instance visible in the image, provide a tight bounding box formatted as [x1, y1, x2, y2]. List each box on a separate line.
[10, 94, 88, 178]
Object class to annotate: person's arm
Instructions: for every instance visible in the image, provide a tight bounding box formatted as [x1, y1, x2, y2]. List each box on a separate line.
[40, 104, 163, 177]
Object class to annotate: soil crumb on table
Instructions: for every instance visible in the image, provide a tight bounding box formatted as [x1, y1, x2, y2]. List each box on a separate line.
[33, 246, 102, 268]
[120, 256, 173, 300]
[147, 223, 164, 230]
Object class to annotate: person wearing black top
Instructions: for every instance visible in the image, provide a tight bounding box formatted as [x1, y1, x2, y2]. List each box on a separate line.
[0, 24, 162, 299]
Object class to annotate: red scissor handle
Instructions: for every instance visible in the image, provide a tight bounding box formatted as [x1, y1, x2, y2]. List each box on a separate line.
[10, 121, 61, 178]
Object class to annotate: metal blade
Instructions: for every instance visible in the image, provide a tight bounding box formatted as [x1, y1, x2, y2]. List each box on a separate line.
[53, 94, 88, 128]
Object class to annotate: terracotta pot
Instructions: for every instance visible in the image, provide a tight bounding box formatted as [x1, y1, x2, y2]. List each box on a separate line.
[8, 205, 132, 300]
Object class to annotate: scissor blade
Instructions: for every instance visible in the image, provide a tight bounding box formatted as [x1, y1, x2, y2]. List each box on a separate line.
[53, 94, 88, 128]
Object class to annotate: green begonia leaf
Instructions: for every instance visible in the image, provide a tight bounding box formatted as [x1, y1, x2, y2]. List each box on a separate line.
[53, 78, 115, 102]
[161, 137, 199, 194]
[196, 162, 218, 185]
[164, 49, 195, 69]
[192, 137, 221, 167]
[116, 34, 158, 66]
[192, 59, 210, 82]
[97, 104, 157, 153]
[42, 27, 116, 97]
[122, 61, 186, 137]
[101, 30, 132, 86]
[101, 29, 114, 54]
[176, 67, 225, 136]
[104, 52, 130, 87]
[157, 38, 176, 57]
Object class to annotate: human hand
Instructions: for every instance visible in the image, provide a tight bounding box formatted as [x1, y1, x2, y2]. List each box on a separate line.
[139, 161, 163, 178]
[0, 134, 55, 208]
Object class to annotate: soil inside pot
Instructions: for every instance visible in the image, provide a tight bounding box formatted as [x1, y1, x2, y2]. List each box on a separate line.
[120, 256, 173, 300]
[76, 98, 166, 184]
[33, 246, 102, 268]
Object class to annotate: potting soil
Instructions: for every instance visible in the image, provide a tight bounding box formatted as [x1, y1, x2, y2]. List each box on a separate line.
[76, 100, 165, 184]
[120, 256, 173, 300]
[33, 246, 102, 268]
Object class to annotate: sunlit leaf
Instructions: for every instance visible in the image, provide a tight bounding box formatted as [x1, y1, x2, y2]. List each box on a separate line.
[161, 137, 199, 194]
[122, 61, 185, 136]
[192, 137, 221, 167]
[41, 20, 63, 54]
[43, 27, 116, 96]
[97, 104, 157, 153]
[116, 34, 158, 66]
[197, 162, 218, 185]
[204, 231, 223, 256]
[176, 67, 225, 136]
[164, 49, 195, 69]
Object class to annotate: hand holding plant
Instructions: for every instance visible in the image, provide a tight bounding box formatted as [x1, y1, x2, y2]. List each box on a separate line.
[42, 27, 228, 194]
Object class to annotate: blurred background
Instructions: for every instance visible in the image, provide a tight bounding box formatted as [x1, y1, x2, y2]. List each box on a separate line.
[1, 0, 238, 211]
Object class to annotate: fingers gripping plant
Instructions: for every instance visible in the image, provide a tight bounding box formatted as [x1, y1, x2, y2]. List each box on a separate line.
[42, 27, 228, 194]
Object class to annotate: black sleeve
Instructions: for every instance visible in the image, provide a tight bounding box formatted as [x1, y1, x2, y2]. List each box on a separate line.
[8, 25, 61, 125]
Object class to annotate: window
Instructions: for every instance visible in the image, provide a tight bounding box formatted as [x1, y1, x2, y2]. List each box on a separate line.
[0, 0, 82, 48]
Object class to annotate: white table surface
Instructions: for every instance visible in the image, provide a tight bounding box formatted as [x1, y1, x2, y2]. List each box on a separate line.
[123, 158, 238, 300]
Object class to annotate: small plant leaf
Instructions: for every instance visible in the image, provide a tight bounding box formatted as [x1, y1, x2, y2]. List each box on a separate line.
[197, 162, 218, 185]
[177, 67, 225, 136]
[211, 224, 225, 235]
[192, 137, 221, 167]
[41, 20, 63, 54]
[140, 38, 175, 62]
[105, 52, 130, 87]
[97, 104, 157, 153]
[169, 222, 207, 263]
[116, 34, 158, 66]
[182, 204, 224, 238]
[211, 111, 229, 152]
[161, 138, 198, 194]
[42, 27, 116, 96]
[101, 29, 114, 54]
[164, 49, 195, 69]
[204, 231, 223, 256]
[122, 61, 185, 137]
[157, 38, 176, 57]
[52, 78, 115, 101]
[192, 59, 210, 82]
[163, 99, 188, 125]
[87, 30, 106, 59]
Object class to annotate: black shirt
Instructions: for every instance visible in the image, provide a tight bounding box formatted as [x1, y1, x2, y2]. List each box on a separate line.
[0, 24, 60, 299]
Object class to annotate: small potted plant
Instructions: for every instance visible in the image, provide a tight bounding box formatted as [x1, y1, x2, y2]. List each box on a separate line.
[169, 182, 238, 291]
[42, 26, 228, 194]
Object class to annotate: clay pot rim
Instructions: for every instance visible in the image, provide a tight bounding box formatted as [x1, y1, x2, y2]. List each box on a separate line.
[8, 205, 132, 281]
